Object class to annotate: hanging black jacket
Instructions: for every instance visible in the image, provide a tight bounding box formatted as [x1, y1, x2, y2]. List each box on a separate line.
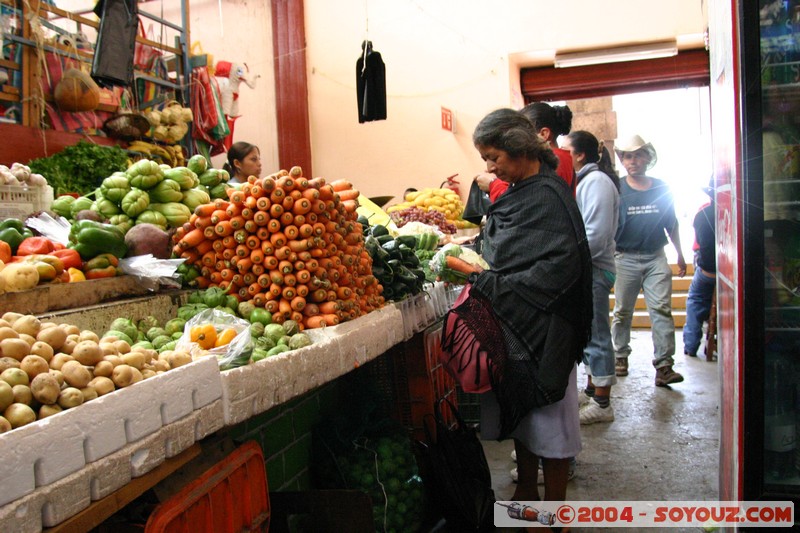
[356, 41, 386, 123]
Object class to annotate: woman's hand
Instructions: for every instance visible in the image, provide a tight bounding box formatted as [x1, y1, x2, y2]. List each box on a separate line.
[475, 172, 497, 193]
[446, 255, 483, 275]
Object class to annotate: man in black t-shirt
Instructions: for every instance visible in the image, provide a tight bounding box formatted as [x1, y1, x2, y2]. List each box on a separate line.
[683, 181, 716, 358]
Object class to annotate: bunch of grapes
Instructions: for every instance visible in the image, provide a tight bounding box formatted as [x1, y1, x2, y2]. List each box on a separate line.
[390, 206, 457, 234]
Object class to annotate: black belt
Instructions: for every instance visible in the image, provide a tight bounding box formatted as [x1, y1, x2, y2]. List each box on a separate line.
[616, 247, 658, 254]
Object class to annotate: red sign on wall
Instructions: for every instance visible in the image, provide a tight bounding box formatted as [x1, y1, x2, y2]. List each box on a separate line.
[441, 107, 454, 132]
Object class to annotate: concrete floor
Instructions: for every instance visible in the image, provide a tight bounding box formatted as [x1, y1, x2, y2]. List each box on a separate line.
[480, 328, 720, 532]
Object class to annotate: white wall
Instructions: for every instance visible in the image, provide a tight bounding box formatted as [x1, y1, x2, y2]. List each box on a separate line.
[58, 0, 707, 200]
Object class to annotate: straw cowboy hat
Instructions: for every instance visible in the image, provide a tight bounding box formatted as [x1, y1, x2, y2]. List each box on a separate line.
[615, 134, 658, 170]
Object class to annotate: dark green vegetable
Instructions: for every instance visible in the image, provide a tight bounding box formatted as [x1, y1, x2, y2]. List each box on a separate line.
[68, 219, 128, 259]
[28, 140, 129, 196]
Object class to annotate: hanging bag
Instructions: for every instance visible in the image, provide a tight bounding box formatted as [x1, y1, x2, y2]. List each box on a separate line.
[440, 283, 506, 393]
[414, 397, 495, 531]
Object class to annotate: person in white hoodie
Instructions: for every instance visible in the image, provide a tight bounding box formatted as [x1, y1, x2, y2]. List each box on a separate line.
[562, 130, 620, 424]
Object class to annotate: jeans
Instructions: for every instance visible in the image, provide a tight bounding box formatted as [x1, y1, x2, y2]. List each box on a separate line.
[682, 267, 716, 356]
[582, 267, 617, 387]
[611, 249, 676, 369]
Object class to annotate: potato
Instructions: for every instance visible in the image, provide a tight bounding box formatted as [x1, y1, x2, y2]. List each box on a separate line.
[80, 386, 98, 402]
[49, 369, 64, 387]
[141, 368, 157, 379]
[38, 321, 57, 330]
[0, 357, 20, 374]
[30, 373, 60, 405]
[60, 324, 80, 336]
[88, 376, 115, 396]
[37, 326, 68, 351]
[38, 404, 62, 419]
[113, 340, 131, 354]
[100, 342, 119, 356]
[20, 355, 50, 379]
[79, 330, 100, 343]
[103, 354, 124, 367]
[93, 360, 114, 378]
[1, 367, 29, 387]
[50, 352, 74, 370]
[166, 350, 191, 369]
[4, 403, 35, 428]
[0, 319, 10, 328]
[71, 341, 103, 366]
[18, 334, 35, 348]
[2, 312, 23, 324]
[122, 351, 145, 370]
[0, 381, 13, 412]
[132, 347, 157, 364]
[0, 338, 31, 361]
[0, 415, 11, 432]
[12, 315, 40, 337]
[57, 387, 84, 409]
[112, 364, 141, 388]
[61, 360, 92, 389]
[152, 359, 169, 372]
[29, 341, 54, 362]
[12, 384, 32, 405]
[60, 338, 77, 355]
[0, 326, 19, 342]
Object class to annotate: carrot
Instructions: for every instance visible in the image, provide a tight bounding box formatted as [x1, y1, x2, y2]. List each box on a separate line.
[284, 224, 299, 240]
[253, 210, 270, 227]
[234, 244, 248, 258]
[280, 212, 294, 226]
[257, 273, 271, 288]
[283, 273, 297, 287]
[203, 226, 217, 240]
[270, 204, 284, 218]
[248, 282, 261, 296]
[290, 296, 306, 312]
[318, 184, 335, 200]
[303, 302, 320, 317]
[302, 188, 319, 201]
[310, 288, 328, 302]
[194, 216, 213, 229]
[240, 206, 254, 220]
[252, 263, 265, 276]
[261, 241, 275, 256]
[250, 185, 264, 198]
[220, 268, 235, 281]
[211, 209, 229, 224]
[311, 200, 327, 215]
[288, 239, 311, 253]
[281, 285, 296, 301]
[213, 198, 230, 211]
[201, 251, 217, 268]
[276, 176, 295, 191]
[277, 259, 293, 274]
[229, 216, 246, 230]
[215, 221, 234, 237]
[342, 199, 358, 213]
[282, 195, 295, 211]
[337, 189, 360, 201]
[245, 196, 258, 210]
[270, 189, 285, 204]
[276, 246, 291, 260]
[295, 283, 309, 298]
[250, 249, 264, 264]
[263, 255, 279, 270]
[261, 177, 276, 193]
[222, 248, 236, 261]
[256, 197, 271, 211]
[209, 271, 223, 284]
[180, 228, 205, 249]
[319, 301, 340, 314]
[307, 212, 318, 224]
[229, 190, 245, 205]
[256, 227, 271, 241]
[293, 260, 306, 271]
[270, 232, 287, 247]
[278, 299, 293, 318]
[246, 234, 260, 250]
[243, 272, 256, 286]
[253, 293, 268, 307]
[330, 179, 352, 192]
[446, 255, 479, 275]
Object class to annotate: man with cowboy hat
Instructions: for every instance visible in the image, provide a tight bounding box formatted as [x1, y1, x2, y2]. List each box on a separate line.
[611, 134, 687, 387]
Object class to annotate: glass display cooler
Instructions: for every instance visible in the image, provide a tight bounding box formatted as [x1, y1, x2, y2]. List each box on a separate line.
[710, 0, 800, 513]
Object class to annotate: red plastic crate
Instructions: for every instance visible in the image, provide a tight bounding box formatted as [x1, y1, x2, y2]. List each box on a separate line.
[145, 440, 270, 533]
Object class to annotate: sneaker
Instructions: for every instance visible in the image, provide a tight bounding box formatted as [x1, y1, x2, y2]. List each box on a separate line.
[511, 449, 517, 462]
[655, 366, 684, 387]
[579, 401, 615, 425]
[615, 357, 628, 377]
[577, 389, 592, 408]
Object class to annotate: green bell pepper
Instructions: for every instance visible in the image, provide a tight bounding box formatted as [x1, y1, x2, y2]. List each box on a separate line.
[0, 219, 33, 254]
[68, 220, 128, 260]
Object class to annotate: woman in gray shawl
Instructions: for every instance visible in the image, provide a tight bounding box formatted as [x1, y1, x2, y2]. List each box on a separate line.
[453, 108, 593, 503]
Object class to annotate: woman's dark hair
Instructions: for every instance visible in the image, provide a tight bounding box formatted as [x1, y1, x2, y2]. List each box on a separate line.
[521, 102, 573, 138]
[567, 130, 620, 190]
[473, 108, 559, 170]
[223, 141, 259, 176]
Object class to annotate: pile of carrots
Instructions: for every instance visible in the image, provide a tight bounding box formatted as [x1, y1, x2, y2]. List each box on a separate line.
[171, 167, 384, 330]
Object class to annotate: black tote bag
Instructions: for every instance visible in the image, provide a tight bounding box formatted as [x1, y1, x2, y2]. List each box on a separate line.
[462, 180, 491, 225]
[414, 397, 495, 531]
[91, 0, 139, 87]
